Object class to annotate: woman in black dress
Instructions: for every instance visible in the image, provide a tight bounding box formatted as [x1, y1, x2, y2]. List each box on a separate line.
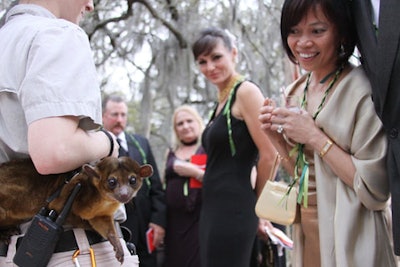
[192, 27, 277, 267]
[163, 105, 205, 267]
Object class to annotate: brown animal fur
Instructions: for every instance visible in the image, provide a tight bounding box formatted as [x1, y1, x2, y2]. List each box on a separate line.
[0, 156, 153, 263]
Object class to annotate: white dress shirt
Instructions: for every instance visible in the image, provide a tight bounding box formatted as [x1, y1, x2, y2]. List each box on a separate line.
[117, 132, 129, 152]
[371, 0, 380, 28]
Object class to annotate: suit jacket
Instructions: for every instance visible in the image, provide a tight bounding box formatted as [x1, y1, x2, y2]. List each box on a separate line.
[120, 132, 166, 265]
[352, 0, 400, 255]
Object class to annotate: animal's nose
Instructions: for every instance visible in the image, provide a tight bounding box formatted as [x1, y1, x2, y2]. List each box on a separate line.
[117, 187, 135, 203]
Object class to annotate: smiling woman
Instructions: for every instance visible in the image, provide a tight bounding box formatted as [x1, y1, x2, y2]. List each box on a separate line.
[192, 27, 277, 267]
[259, 0, 396, 266]
[163, 105, 205, 267]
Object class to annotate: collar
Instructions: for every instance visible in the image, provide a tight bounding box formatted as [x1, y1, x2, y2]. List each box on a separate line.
[117, 132, 128, 151]
[371, 0, 380, 27]
[6, 4, 56, 22]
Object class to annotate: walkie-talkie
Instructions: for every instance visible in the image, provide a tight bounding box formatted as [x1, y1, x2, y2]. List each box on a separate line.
[13, 183, 82, 267]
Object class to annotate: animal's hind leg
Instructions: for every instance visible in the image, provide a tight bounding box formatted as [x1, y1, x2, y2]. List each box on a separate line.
[0, 208, 20, 244]
[0, 227, 20, 244]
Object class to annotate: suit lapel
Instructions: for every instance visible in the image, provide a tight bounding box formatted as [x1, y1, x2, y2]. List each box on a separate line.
[352, 0, 378, 78]
[352, 0, 377, 46]
[126, 133, 144, 165]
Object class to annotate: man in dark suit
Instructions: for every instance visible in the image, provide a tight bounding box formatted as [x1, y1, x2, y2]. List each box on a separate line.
[351, 0, 400, 255]
[102, 94, 167, 266]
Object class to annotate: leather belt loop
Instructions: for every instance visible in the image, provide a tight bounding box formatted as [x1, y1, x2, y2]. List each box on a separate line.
[72, 228, 91, 255]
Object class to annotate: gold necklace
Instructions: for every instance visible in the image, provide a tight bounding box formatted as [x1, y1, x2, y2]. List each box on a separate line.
[218, 74, 243, 102]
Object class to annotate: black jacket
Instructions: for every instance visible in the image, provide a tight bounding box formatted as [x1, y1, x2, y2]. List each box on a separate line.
[120, 132, 166, 265]
[352, 0, 400, 255]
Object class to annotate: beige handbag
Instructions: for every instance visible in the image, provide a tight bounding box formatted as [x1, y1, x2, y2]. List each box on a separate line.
[255, 153, 297, 225]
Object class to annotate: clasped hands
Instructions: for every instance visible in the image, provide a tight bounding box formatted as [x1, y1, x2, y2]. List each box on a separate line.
[258, 98, 316, 145]
[173, 159, 202, 178]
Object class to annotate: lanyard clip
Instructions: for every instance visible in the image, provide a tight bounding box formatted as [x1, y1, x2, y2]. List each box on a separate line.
[72, 248, 96, 267]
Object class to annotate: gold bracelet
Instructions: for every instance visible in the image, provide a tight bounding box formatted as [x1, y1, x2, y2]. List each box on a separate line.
[319, 139, 333, 158]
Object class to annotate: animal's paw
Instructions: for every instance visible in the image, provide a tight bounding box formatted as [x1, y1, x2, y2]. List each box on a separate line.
[115, 248, 124, 264]
[0, 227, 20, 244]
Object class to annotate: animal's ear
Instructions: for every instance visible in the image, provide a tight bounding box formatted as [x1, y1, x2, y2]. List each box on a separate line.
[139, 164, 153, 178]
[83, 164, 100, 178]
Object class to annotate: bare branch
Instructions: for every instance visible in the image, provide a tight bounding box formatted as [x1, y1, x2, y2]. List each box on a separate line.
[134, 0, 187, 48]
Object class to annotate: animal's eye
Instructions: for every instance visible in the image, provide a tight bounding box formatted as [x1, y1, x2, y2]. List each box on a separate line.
[129, 175, 137, 186]
[108, 177, 118, 189]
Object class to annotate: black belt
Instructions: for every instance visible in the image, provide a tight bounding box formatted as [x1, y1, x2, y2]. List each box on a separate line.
[0, 229, 106, 257]
[53, 229, 106, 253]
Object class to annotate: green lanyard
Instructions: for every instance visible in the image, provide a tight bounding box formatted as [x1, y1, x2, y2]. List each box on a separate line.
[126, 133, 151, 189]
[222, 76, 245, 156]
[126, 134, 147, 164]
[288, 65, 344, 208]
[184, 181, 188, 196]
[182, 147, 201, 196]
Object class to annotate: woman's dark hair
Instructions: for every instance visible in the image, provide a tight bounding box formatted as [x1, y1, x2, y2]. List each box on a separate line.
[192, 27, 234, 60]
[280, 0, 356, 66]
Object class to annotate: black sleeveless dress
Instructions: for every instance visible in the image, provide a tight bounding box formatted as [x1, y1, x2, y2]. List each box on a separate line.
[199, 83, 259, 267]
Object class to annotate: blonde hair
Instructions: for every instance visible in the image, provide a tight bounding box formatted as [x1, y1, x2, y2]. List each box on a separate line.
[172, 105, 205, 148]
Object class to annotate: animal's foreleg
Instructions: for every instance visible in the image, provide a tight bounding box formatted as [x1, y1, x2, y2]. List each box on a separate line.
[88, 216, 124, 264]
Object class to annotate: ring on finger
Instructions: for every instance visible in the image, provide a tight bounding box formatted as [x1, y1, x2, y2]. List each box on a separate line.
[277, 125, 284, 134]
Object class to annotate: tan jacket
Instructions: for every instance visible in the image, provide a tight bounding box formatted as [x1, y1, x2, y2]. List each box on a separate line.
[289, 66, 396, 267]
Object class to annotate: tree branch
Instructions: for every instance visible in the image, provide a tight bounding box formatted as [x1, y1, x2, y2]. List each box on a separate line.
[134, 0, 187, 48]
[88, 0, 187, 48]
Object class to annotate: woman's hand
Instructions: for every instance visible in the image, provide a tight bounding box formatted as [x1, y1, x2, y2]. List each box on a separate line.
[149, 223, 165, 248]
[259, 98, 286, 142]
[272, 108, 317, 145]
[173, 159, 203, 178]
[259, 98, 275, 131]
[260, 97, 319, 146]
[257, 218, 274, 242]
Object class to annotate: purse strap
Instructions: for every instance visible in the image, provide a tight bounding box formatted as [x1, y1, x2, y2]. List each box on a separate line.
[268, 152, 280, 181]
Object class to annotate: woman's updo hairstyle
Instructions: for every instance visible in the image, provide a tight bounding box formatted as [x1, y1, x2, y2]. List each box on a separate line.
[192, 27, 234, 60]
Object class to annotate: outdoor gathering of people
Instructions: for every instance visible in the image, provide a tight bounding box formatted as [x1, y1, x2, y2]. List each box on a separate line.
[0, 0, 399, 266]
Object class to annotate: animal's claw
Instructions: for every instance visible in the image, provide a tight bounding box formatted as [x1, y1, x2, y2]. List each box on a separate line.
[115, 249, 124, 264]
